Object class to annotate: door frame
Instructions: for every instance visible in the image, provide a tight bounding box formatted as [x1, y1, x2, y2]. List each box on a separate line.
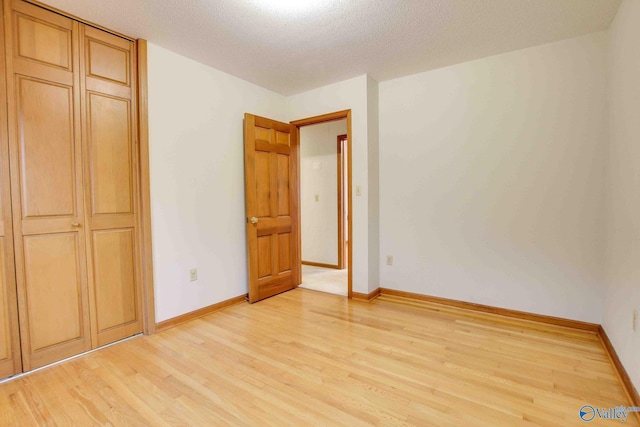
[136, 39, 156, 334]
[299, 133, 347, 271]
[337, 134, 347, 270]
[291, 110, 352, 298]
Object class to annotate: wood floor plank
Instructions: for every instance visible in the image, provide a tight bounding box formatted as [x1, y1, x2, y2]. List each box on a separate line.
[0, 288, 637, 426]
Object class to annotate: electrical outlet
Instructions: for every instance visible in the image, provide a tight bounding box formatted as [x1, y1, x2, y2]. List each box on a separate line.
[355, 185, 362, 196]
[633, 309, 638, 332]
[314, 194, 319, 202]
[386, 255, 393, 266]
[190, 268, 198, 282]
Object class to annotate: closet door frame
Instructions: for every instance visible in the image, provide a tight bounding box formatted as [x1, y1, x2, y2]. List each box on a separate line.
[135, 39, 156, 334]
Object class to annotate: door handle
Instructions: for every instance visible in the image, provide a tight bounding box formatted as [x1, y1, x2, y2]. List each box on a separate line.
[250, 217, 259, 224]
[71, 222, 80, 228]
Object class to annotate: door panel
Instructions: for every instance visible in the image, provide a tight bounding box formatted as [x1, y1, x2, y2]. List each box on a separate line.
[14, 12, 71, 69]
[92, 229, 136, 332]
[278, 233, 291, 273]
[87, 93, 132, 215]
[255, 152, 271, 218]
[5, 0, 91, 371]
[276, 131, 289, 146]
[80, 24, 142, 347]
[0, 242, 10, 361]
[17, 77, 76, 218]
[0, 0, 22, 379]
[23, 233, 82, 351]
[277, 155, 290, 215]
[86, 37, 129, 85]
[0, 237, 20, 377]
[257, 236, 272, 279]
[244, 114, 299, 303]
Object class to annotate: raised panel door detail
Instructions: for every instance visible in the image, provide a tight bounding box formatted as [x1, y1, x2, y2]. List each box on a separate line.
[255, 126, 271, 143]
[86, 39, 129, 85]
[15, 14, 71, 69]
[88, 93, 132, 215]
[277, 154, 290, 216]
[92, 229, 136, 332]
[276, 131, 289, 146]
[278, 233, 291, 273]
[257, 236, 272, 279]
[255, 152, 271, 218]
[0, 239, 10, 362]
[23, 234, 82, 351]
[18, 77, 76, 218]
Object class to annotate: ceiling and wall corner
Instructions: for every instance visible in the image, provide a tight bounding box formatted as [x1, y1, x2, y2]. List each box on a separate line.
[39, 0, 621, 95]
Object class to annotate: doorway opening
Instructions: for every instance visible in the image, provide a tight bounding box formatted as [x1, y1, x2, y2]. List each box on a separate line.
[292, 111, 352, 298]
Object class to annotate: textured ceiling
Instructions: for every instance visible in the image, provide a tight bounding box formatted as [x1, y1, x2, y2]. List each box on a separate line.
[39, 0, 621, 95]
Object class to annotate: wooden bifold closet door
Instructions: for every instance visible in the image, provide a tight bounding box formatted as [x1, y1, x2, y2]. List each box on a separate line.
[2, 0, 143, 371]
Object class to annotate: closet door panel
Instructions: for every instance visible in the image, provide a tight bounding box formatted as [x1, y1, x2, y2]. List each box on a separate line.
[0, 0, 22, 379]
[0, 242, 10, 361]
[5, 0, 91, 370]
[0, 238, 20, 377]
[14, 12, 71, 69]
[81, 24, 142, 347]
[23, 233, 83, 351]
[17, 77, 76, 217]
[93, 229, 136, 332]
[86, 37, 129, 84]
[88, 93, 132, 215]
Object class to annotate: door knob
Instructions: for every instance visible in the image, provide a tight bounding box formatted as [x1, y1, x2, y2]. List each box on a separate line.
[72, 222, 80, 227]
[250, 217, 259, 224]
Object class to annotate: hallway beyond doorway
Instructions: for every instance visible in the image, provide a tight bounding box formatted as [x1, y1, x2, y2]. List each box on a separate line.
[299, 265, 348, 296]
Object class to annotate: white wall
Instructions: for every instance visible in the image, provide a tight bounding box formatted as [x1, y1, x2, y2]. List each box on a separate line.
[367, 76, 380, 289]
[300, 120, 346, 265]
[147, 43, 287, 322]
[604, 0, 640, 392]
[288, 76, 379, 293]
[379, 32, 609, 323]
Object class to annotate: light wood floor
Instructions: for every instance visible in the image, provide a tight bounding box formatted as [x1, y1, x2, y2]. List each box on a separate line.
[0, 289, 636, 426]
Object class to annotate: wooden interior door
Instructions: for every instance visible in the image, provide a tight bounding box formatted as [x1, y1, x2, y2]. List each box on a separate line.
[0, 0, 21, 378]
[244, 114, 300, 303]
[80, 25, 143, 347]
[4, 0, 91, 370]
